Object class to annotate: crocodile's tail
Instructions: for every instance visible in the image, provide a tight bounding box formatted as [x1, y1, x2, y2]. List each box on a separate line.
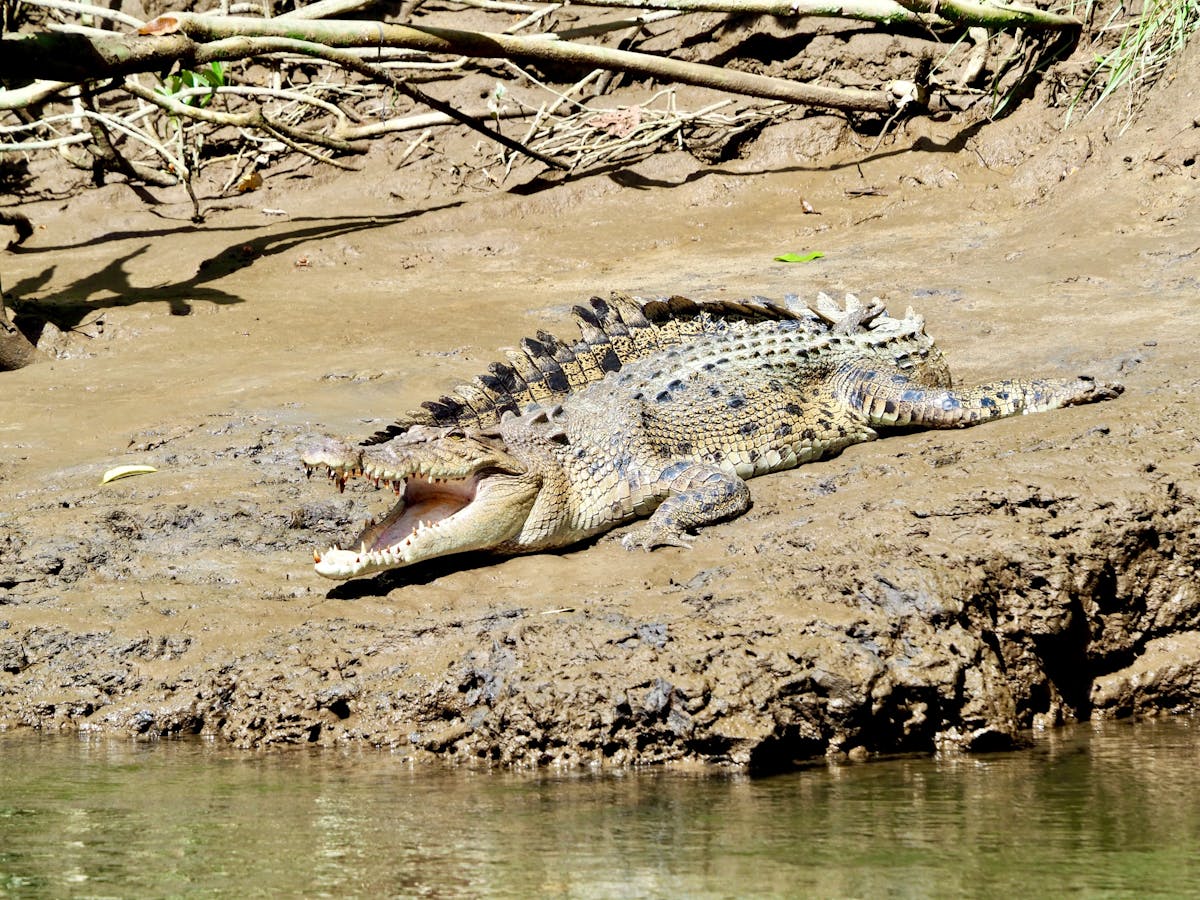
[364, 292, 814, 443]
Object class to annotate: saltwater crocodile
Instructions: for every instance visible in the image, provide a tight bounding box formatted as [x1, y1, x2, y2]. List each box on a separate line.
[303, 292, 1122, 580]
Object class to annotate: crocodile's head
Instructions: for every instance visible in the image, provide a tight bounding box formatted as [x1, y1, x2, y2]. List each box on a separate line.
[302, 426, 540, 580]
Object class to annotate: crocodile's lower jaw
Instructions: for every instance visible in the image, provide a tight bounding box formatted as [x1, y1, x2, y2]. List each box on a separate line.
[314, 546, 408, 579]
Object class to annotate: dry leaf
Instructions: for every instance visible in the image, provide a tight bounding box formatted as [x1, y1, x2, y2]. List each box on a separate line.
[138, 15, 180, 35]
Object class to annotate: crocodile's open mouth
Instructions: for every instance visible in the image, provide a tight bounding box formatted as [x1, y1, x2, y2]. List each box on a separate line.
[303, 431, 540, 580]
[310, 472, 542, 580]
[358, 473, 479, 553]
[313, 471, 483, 577]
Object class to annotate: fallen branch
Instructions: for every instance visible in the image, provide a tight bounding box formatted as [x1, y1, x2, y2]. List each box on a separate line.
[144, 14, 898, 112]
[566, 0, 932, 27]
[20, 0, 146, 30]
[0, 80, 76, 110]
[277, 0, 383, 19]
[271, 36, 572, 169]
[0, 31, 571, 169]
[0, 33, 199, 82]
[121, 77, 362, 156]
[338, 106, 531, 139]
[550, 9, 683, 40]
[527, 92, 776, 169]
[559, 0, 1081, 29]
[894, 0, 1080, 29]
[0, 130, 93, 150]
[79, 89, 181, 186]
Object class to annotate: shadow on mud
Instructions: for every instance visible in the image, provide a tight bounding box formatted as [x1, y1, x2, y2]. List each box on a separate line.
[322, 539, 604, 601]
[5, 205, 461, 333]
[323, 550, 502, 600]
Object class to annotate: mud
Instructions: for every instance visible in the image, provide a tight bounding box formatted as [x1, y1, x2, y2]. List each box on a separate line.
[1, 32, 1199, 767]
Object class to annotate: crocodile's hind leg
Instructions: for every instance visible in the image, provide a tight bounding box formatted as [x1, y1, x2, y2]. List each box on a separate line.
[621, 461, 751, 551]
[848, 372, 1124, 429]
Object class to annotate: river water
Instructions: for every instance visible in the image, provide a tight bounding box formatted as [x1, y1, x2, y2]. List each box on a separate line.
[1, 718, 1198, 898]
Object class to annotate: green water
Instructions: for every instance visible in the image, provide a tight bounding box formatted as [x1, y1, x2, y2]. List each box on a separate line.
[1, 719, 1198, 899]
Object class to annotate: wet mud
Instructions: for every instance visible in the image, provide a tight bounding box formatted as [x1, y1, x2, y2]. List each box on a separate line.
[1, 37, 1198, 767]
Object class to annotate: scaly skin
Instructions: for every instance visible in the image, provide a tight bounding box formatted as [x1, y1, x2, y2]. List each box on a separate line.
[303, 292, 1123, 580]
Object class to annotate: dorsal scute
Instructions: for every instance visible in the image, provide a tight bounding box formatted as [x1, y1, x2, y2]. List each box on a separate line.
[363, 292, 812, 444]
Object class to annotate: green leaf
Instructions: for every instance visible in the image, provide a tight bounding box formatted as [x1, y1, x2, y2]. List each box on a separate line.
[157, 66, 224, 108]
[773, 251, 825, 263]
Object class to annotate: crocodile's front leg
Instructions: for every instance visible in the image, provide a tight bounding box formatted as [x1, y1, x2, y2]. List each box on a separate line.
[621, 461, 751, 551]
[848, 373, 1124, 429]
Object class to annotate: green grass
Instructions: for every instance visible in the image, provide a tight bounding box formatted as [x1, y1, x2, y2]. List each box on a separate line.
[1068, 0, 1200, 128]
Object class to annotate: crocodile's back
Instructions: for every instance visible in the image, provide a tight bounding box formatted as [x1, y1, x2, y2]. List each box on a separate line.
[366, 292, 950, 444]
[561, 316, 941, 485]
[365, 294, 811, 443]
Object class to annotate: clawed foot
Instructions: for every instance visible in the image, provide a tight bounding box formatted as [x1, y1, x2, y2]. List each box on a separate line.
[620, 524, 694, 552]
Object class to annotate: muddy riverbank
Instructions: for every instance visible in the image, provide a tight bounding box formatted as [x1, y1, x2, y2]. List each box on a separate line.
[1, 34, 1198, 767]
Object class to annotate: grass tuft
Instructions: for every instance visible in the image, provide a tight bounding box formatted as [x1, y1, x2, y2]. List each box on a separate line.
[1068, 0, 1200, 129]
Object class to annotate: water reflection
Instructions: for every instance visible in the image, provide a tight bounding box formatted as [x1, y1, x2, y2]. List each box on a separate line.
[1, 718, 1198, 897]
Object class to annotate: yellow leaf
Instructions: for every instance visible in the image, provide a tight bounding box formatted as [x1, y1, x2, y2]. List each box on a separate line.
[100, 465, 157, 485]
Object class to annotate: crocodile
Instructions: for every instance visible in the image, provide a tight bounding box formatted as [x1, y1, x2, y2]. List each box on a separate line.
[302, 292, 1122, 580]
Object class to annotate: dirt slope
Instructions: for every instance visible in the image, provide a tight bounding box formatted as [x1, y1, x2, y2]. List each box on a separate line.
[1, 35, 1198, 766]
